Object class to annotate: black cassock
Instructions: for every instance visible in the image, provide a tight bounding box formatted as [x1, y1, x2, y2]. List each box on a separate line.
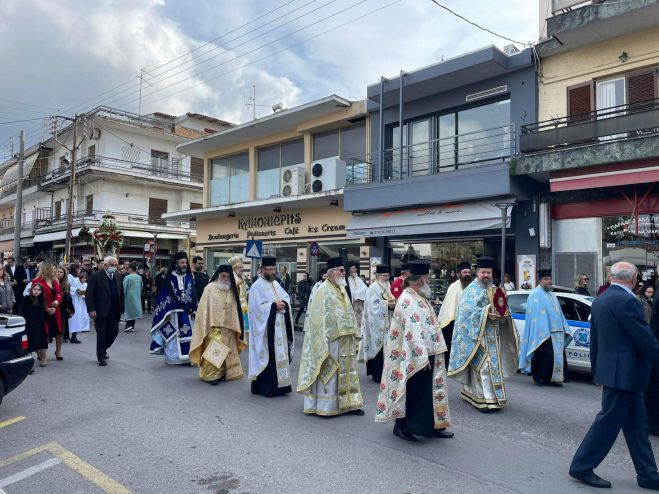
[366, 348, 383, 383]
[531, 338, 570, 384]
[395, 355, 435, 437]
[251, 301, 293, 397]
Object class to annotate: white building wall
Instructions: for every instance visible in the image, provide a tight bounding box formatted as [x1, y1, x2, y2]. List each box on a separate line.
[552, 218, 603, 288]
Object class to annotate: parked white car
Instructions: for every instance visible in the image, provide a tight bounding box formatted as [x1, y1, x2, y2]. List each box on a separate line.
[507, 290, 593, 374]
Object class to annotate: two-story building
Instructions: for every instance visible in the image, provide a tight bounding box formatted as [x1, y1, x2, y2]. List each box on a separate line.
[0, 106, 231, 263]
[342, 45, 539, 296]
[515, 0, 659, 288]
[165, 95, 370, 283]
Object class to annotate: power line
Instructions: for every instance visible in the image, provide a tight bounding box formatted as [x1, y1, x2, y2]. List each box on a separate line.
[111, 0, 370, 111]
[0, 117, 50, 125]
[101, 0, 340, 110]
[428, 0, 528, 46]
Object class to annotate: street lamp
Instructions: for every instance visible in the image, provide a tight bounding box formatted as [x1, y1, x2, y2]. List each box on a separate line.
[495, 201, 516, 288]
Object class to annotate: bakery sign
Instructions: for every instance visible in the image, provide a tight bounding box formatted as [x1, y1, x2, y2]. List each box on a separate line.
[200, 208, 351, 244]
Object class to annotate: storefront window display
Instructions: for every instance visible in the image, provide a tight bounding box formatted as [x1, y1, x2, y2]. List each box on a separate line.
[602, 214, 658, 282]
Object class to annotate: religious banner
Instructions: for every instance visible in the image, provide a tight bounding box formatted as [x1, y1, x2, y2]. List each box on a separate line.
[92, 212, 124, 260]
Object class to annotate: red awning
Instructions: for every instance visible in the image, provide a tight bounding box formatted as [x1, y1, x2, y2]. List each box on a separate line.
[550, 160, 659, 192]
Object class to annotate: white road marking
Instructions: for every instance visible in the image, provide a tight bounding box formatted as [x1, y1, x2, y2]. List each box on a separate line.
[0, 457, 61, 488]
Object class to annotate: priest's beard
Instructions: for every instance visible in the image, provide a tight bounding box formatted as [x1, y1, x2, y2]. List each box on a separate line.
[332, 275, 347, 287]
[478, 278, 493, 289]
[217, 281, 231, 291]
[377, 279, 391, 291]
[418, 282, 432, 299]
[460, 275, 472, 289]
[176, 268, 187, 275]
[263, 273, 275, 282]
[542, 284, 552, 292]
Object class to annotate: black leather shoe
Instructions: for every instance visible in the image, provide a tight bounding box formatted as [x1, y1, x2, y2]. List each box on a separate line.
[207, 379, 221, 386]
[546, 382, 563, 387]
[433, 429, 455, 439]
[569, 470, 611, 488]
[98, 359, 107, 367]
[105, 353, 109, 360]
[393, 425, 417, 442]
[348, 409, 365, 416]
[638, 478, 659, 490]
[533, 380, 543, 386]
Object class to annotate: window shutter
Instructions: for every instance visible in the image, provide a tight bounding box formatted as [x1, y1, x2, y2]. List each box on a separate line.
[627, 72, 656, 108]
[148, 198, 168, 225]
[190, 157, 204, 181]
[85, 195, 93, 215]
[189, 202, 202, 210]
[567, 83, 593, 123]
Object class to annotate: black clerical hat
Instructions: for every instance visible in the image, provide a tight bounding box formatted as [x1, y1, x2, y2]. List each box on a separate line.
[261, 256, 276, 267]
[400, 262, 410, 272]
[375, 264, 390, 274]
[326, 257, 343, 269]
[409, 260, 430, 276]
[457, 261, 471, 272]
[538, 269, 552, 279]
[476, 256, 495, 269]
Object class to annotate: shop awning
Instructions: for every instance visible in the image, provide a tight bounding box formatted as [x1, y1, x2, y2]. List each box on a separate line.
[122, 230, 156, 238]
[33, 228, 81, 243]
[346, 202, 512, 238]
[122, 231, 189, 240]
[0, 152, 39, 187]
[550, 161, 659, 192]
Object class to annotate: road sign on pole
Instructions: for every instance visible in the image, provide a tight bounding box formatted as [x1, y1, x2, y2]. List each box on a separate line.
[245, 239, 263, 259]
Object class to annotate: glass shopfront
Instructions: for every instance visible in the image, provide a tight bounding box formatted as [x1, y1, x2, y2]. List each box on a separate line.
[602, 214, 658, 281]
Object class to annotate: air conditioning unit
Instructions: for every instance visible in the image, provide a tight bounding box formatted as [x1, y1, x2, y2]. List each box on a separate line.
[89, 128, 101, 140]
[310, 158, 346, 193]
[280, 166, 305, 197]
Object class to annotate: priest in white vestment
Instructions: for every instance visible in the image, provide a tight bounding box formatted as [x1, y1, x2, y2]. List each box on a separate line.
[358, 264, 395, 382]
[298, 257, 364, 416]
[437, 261, 472, 367]
[346, 264, 368, 327]
[248, 256, 294, 397]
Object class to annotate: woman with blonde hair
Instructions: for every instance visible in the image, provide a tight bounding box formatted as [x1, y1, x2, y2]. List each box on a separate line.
[575, 273, 591, 296]
[31, 261, 64, 360]
[56, 266, 75, 345]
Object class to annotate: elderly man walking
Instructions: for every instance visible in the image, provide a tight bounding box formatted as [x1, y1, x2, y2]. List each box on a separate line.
[86, 256, 124, 366]
[569, 262, 659, 490]
[298, 256, 364, 416]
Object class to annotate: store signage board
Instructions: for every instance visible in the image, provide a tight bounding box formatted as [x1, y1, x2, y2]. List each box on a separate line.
[309, 242, 320, 257]
[245, 240, 263, 259]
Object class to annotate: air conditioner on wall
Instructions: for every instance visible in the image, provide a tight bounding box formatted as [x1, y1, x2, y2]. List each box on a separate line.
[310, 158, 346, 193]
[280, 166, 305, 197]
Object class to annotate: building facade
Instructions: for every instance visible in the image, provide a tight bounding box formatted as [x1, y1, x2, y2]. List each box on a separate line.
[515, 0, 659, 289]
[166, 95, 370, 287]
[343, 45, 539, 300]
[0, 106, 231, 264]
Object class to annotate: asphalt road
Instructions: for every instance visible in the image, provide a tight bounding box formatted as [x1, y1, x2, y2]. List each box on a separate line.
[0, 315, 657, 494]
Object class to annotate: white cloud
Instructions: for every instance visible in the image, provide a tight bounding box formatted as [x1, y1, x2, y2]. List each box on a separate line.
[0, 0, 539, 148]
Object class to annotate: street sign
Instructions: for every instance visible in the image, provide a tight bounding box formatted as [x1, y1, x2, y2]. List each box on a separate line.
[245, 239, 263, 259]
[309, 241, 320, 257]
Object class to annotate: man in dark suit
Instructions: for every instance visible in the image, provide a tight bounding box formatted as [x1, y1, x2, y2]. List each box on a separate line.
[192, 255, 209, 300]
[569, 261, 659, 490]
[85, 256, 125, 367]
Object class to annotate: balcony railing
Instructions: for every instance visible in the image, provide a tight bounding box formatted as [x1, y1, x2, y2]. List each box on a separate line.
[40, 155, 203, 186]
[520, 99, 659, 153]
[33, 209, 195, 232]
[346, 124, 515, 186]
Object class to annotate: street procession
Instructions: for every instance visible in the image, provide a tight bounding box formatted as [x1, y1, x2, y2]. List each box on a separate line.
[1, 1, 659, 493]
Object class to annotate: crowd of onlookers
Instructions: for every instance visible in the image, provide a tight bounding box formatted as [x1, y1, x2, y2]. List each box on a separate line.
[0, 255, 173, 369]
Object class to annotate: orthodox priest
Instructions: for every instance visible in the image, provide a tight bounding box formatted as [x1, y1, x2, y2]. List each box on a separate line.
[248, 256, 294, 397]
[375, 260, 453, 441]
[391, 263, 410, 300]
[190, 265, 247, 384]
[303, 268, 327, 331]
[448, 256, 519, 412]
[346, 264, 368, 326]
[519, 269, 571, 386]
[229, 255, 249, 334]
[358, 264, 395, 382]
[438, 261, 472, 367]
[149, 252, 198, 365]
[297, 257, 364, 416]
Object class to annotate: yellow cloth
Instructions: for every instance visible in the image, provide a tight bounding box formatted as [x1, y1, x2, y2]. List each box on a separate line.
[438, 279, 464, 330]
[190, 282, 246, 381]
[199, 327, 245, 381]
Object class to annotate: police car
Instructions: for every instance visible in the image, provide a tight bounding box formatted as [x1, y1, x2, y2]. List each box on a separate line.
[507, 289, 593, 374]
[0, 315, 33, 406]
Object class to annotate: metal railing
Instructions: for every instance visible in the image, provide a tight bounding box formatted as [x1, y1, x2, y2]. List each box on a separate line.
[32, 209, 194, 232]
[346, 124, 515, 185]
[520, 98, 659, 153]
[39, 155, 203, 186]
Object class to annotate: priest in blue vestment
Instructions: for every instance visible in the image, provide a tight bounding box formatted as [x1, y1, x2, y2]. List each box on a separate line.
[149, 251, 198, 365]
[519, 269, 572, 386]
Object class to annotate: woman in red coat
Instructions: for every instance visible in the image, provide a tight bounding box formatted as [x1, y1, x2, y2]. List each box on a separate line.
[32, 261, 64, 361]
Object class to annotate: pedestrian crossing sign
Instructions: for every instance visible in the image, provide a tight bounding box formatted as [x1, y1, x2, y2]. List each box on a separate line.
[245, 239, 263, 259]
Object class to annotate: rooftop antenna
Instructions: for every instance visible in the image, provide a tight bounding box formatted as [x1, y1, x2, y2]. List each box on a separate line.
[244, 84, 270, 121]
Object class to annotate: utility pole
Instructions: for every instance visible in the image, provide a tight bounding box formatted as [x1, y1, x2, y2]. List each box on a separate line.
[12, 130, 24, 258]
[64, 114, 83, 263]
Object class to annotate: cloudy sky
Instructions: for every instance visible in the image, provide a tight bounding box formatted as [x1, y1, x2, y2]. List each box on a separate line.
[0, 0, 540, 156]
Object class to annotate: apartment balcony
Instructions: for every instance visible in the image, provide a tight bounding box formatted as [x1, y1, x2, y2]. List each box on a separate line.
[539, 0, 659, 56]
[0, 217, 34, 242]
[513, 99, 659, 175]
[343, 124, 522, 212]
[39, 155, 203, 192]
